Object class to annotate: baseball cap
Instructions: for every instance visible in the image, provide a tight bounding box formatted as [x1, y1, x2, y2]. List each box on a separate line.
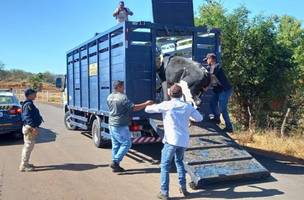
[203, 53, 216, 61]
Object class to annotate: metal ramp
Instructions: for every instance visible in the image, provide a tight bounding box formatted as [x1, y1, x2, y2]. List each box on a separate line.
[149, 118, 270, 188]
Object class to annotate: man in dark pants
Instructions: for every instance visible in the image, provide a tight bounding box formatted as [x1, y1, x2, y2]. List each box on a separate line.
[107, 81, 153, 172]
[19, 89, 43, 172]
[204, 53, 234, 133]
[145, 84, 203, 200]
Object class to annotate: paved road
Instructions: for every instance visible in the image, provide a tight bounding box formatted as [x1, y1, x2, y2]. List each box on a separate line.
[0, 103, 304, 200]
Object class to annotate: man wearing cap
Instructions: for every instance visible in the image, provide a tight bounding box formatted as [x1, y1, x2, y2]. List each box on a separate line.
[204, 53, 234, 133]
[19, 89, 43, 172]
[107, 81, 153, 172]
[145, 84, 203, 200]
[113, 1, 133, 23]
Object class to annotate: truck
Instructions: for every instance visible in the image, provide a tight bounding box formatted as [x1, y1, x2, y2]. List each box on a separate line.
[56, 21, 221, 148]
[56, 0, 270, 188]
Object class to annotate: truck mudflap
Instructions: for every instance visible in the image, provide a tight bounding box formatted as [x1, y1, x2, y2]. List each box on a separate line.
[149, 119, 270, 188]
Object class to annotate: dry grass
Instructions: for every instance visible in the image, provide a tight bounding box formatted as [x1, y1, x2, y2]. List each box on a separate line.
[231, 131, 304, 160]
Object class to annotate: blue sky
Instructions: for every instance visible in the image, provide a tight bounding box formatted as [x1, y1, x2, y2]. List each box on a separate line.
[0, 0, 303, 74]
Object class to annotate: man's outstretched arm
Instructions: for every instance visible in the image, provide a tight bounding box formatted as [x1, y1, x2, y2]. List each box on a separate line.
[133, 100, 154, 112]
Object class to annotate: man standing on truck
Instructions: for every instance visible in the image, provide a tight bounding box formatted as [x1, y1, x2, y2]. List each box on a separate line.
[19, 89, 43, 172]
[204, 53, 234, 133]
[113, 1, 133, 23]
[145, 84, 203, 200]
[107, 81, 153, 172]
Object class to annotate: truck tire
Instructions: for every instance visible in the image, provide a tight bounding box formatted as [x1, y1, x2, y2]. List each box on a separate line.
[92, 117, 109, 148]
[64, 111, 77, 130]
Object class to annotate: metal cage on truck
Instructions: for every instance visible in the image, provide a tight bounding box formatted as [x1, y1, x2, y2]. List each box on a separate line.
[64, 21, 221, 147]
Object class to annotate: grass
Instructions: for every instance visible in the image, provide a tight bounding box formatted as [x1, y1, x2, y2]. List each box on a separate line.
[231, 131, 304, 160]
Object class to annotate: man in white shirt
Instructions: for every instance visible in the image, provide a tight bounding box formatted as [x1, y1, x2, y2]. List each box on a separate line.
[113, 1, 133, 23]
[145, 84, 203, 200]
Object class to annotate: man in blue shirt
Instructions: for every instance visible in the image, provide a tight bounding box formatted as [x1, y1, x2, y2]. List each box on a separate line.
[19, 88, 43, 172]
[145, 84, 203, 200]
[107, 81, 153, 172]
[204, 53, 233, 133]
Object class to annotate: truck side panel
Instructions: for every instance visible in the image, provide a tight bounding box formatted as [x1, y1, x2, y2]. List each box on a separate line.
[125, 28, 155, 111]
[81, 48, 89, 108]
[110, 28, 125, 93]
[89, 43, 98, 110]
[67, 55, 74, 106]
[74, 52, 81, 107]
[99, 36, 111, 112]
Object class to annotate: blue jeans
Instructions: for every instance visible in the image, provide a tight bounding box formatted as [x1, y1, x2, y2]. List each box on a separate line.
[210, 89, 233, 129]
[109, 125, 132, 164]
[160, 143, 186, 196]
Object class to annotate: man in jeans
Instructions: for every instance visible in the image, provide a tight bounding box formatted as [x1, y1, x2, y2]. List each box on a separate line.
[204, 53, 233, 132]
[19, 88, 43, 172]
[145, 84, 203, 200]
[107, 81, 153, 172]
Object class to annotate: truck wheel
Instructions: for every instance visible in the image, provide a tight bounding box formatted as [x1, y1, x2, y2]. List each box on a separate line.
[64, 111, 77, 130]
[92, 117, 109, 148]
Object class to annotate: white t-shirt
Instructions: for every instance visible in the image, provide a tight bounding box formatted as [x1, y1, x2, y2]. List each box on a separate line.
[114, 8, 132, 23]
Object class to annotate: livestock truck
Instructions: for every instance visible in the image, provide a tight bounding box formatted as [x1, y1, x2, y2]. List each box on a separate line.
[55, 21, 221, 148]
[55, 0, 270, 188]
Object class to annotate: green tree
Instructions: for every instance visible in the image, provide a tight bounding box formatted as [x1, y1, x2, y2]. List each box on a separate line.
[28, 73, 44, 91]
[195, 0, 304, 133]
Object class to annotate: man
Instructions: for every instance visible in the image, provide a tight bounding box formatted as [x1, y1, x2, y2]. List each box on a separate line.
[19, 88, 43, 172]
[113, 1, 133, 23]
[204, 53, 234, 133]
[107, 81, 153, 172]
[145, 84, 203, 200]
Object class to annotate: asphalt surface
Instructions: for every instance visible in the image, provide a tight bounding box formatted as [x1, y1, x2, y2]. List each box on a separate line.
[0, 103, 304, 200]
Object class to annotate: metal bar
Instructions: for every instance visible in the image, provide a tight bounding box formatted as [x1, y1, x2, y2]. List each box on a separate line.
[69, 121, 87, 130]
[109, 33, 112, 93]
[70, 114, 88, 122]
[87, 44, 90, 109]
[186, 156, 253, 166]
[66, 55, 69, 106]
[97, 38, 100, 111]
[151, 26, 157, 101]
[72, 53, 75, 106]
[186, 144, 239, 151]
[79, 50, 82, 107]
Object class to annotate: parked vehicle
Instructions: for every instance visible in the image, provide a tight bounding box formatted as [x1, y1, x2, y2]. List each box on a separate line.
[0, 89, 23, 139]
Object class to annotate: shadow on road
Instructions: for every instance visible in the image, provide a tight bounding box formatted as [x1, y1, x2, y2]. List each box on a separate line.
[34, 163, 109, 172]
[0, 127, 57, 146]
[252, 152, 304, 175]
[173, 185, 284, 200]
[118, 167, 160, 175]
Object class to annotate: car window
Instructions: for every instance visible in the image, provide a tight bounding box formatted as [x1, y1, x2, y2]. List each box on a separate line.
[0, 96, 15, 104]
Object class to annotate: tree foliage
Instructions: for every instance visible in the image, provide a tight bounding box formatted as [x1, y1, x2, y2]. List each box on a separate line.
[0, 62, 57, 90]
[196, 0, 304, 134]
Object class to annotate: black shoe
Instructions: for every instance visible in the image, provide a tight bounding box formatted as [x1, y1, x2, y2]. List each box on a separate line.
[157, 192, 169, 200]
[222, 127, 234, 133]
[179, 188, 190, 197]
[209, 118, 221, 124]
[110, 162, 125, 173]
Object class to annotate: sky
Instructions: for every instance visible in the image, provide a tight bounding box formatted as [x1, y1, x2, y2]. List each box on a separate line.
[0, 0, 303, 74]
